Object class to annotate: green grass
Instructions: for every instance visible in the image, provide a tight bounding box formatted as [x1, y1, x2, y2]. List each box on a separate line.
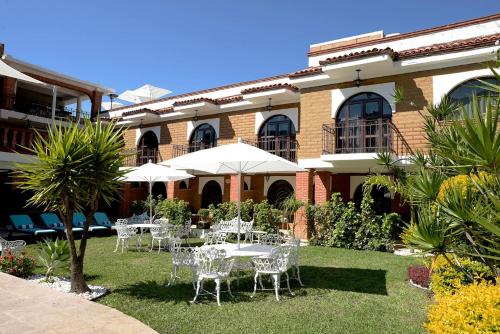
[25, 236, 429, 334]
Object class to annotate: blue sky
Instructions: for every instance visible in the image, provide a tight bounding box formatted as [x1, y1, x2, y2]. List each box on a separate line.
[1, 0, 499, 102]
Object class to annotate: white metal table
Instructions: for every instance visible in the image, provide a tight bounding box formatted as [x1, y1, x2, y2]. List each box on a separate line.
[128, 223, 159, 250]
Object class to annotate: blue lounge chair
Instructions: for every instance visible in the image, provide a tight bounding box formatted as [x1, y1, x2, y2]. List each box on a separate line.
[72, 212, 108, 231]
[40, 213, 83, 233]
[93, 212, 113, 228]
[9, 214, 56, 235]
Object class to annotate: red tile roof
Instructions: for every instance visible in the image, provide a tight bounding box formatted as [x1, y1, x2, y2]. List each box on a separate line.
[156, 107, 174, 115]
[241, 83, 299, 94]
[395, 33, 500, 60]
[289, 66, 324, 79]
[172, 97, 218, 107]
[122, 108, 156, 117]
[215, 95, 244, 104]
[319, 47, 396, 66]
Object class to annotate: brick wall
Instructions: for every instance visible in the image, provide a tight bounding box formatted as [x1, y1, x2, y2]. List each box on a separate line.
[298, 63, 484, 157]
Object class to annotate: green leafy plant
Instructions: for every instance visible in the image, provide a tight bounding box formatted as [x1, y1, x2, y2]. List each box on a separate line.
[280, 194, 304, 237]
[197, 208, 210, 221]
[155, 198, 191, 225]
[38, 238, 70, 282]
[0, 251, 35, 278]
[253, 200, 281, 233]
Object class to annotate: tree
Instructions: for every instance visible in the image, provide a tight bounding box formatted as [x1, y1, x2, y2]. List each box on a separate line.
[16, 119, 126, 292]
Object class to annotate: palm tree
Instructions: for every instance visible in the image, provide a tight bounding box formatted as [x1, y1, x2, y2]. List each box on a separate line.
[15, 119, 126, 292]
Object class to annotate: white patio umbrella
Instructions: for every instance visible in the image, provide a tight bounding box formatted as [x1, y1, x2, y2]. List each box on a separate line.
[123, 160, 194, 222]
[118, 84, 171, 103]
[101, 101, 124, 111]
[162, 139, 304, 247]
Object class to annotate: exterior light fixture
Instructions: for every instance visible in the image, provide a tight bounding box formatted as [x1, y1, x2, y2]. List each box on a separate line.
[267, 98, 272, 112]
[108, 93, 118, 109]
[354, 69, 362, 87]
[193, 110, 199, 122]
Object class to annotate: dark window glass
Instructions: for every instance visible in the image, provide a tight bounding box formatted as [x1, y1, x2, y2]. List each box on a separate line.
[190, 123, 217, 147]
[259, 115, 296, 138]
[448, 77, 499, 115]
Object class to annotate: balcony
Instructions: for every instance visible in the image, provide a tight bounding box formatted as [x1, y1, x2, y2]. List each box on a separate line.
[172, 142, 215, 158]
[123, 148, 161, 167]
[0, 124, 41, 154]
[322, 119, 413, 156]
[243, 136, 298, 162]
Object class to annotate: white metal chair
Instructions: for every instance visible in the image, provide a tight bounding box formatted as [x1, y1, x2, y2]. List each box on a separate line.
[167, 238, 198, 288]
[192, 247, 235, 306]
[0, 237, 26, 256]
[115, 218, 128, 225]
[258, 233, 284, 246]
[286, 238, 304, 286]
[153, 218, 169, 225]
[204, 232, 227, 245]
[114, 224, 138, 253]
[150, 225, 169, 253]
[241, 219, 254, 242]
[251, 245, 294, 301]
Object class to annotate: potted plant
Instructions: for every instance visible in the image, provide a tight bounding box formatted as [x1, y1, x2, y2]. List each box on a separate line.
[197, 208, 210, 229]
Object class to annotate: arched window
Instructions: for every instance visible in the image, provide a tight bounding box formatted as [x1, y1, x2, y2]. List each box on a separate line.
[353, 184, 392, 215]
[447, 77, 499, 116]
[137, 131, 158, 164]
[190, 123, 216, 152]
[201, 180, 222, 208]
[267, 180, 294, 207]
[179, 180, 188, 190]
[152, 182, 166, 199]
[336, 92, 392, 153]
[258, 115, 297, 161]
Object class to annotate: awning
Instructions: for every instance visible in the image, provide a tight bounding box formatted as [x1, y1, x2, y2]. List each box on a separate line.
[0, 58, 46, 86]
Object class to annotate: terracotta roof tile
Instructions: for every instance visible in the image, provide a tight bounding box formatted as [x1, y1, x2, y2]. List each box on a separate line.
[319, 47, 396, 66]
[395, 33, 500, 60]
[215, 95, 244, 104]
[156, 107, 174, 115]
[241, 83, 299, 94]
[122, 108, 156, 117]
[289, 66, 324, 79]
[172, 97, 217, 107]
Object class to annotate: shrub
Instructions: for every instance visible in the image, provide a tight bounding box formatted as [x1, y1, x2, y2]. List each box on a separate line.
[129, 200, 147, 216]
[408, 265, 430, 288]
[254, 200, 281, 233]
[0, 251, 36, 278]
[208, 199, 254, 224]
[38, 238, 70, 281]
[430, 255, 495, 295]
[155, 198, 191, 225]
[329, 201, 360, 248]
[197, 208, 210, 221]
[425, 281, 500, 334]
[437, 172, 494, 203]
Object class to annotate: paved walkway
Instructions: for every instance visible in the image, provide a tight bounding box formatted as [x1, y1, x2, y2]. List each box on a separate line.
[0, 273, 158, 334]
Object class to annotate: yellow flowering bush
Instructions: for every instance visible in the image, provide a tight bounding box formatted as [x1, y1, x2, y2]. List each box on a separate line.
[430, 255, 493, 295]
[425, 281, 500, 334]
[437, 172, 493, 202]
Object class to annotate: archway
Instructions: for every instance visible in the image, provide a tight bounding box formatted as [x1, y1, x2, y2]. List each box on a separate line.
[353, 183, 392, 215]
[447, 76, 499, 116]
[152, 182, 166, 199]
[258, 114, 297, 161]
[190, 123, 217, 152]
[267, 180, 294, 207]
[201, 180, 222, 208]
[137, 131, 159, 164]
[336, 92, 392, 153]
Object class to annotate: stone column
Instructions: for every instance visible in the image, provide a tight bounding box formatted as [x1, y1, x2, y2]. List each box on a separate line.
[90, 90, 103, 119]
[229, 174, 243, 203]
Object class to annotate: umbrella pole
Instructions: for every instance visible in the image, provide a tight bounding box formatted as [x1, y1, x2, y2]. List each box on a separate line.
[149, 181, 153, 223]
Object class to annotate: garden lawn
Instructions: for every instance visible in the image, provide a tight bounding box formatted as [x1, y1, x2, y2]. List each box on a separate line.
[25, 236, 429, 334]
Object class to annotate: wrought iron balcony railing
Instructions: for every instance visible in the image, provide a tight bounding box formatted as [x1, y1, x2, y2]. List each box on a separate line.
[123, 148, 161, 167]
[243, 136, 298, 162]
[172, 141, 216, 158]
[322, 118, 413, 156]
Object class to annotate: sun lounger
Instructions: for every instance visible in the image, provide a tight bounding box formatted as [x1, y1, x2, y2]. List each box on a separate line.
[93, 212, 114, 228]
[9, 215, 56, 235]
[40, 213, 83, 233]
[72, 212, 108, 231]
